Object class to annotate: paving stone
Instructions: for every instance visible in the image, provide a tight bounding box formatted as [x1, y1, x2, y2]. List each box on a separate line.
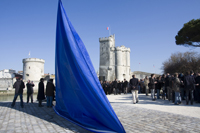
[1, 95, 200, 133]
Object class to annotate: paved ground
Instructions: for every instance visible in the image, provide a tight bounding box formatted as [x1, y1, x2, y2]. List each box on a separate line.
[0, 94, 200, 133]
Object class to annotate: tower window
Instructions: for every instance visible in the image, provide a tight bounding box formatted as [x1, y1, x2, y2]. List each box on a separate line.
[29, 67, 30, 69]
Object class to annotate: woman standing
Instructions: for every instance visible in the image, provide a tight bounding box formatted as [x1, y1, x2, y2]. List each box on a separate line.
[37, 78, 45, 107]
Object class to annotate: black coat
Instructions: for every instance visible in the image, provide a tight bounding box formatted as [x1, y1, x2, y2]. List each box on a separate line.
[117, 82, 122, 90]
[149, 78, 155, 89]
[26, 83, 34, 94]
[165, 76, 170, 87]
[113, 81, 118, 88]
[13, 79, 25, 94]
[129, 78, 139, 90]
[184, 75, 195, 90]
[37, 81, 45, 100]
[195, 76, 200, 89]
[156, 80, 162, 90]
[123, 81, 128, 88]
[46, 81, 55, 96]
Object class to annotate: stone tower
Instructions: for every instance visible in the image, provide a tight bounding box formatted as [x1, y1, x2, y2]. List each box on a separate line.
[99, 35, 116, 81]
[23, 58, 45, 81]
[99, 34, 131, 81]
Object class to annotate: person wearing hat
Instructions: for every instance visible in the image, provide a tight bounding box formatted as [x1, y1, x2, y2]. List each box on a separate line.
[37, 78, 45, 107]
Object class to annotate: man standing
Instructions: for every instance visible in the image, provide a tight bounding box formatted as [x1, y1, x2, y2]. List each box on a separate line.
[123, 79, 128, 94]
[144, 76, 149, 96]
[149, 74, 157, 101]
[184, 71, 195, 105]
[165, 73, 170, 100]
[195, 72, 200, 103]
[11, 77, 25, 108]
[129, 75, 139, 104]
[26, 80, 34, 103]
[113, 79, 118, 95]
[173, 73, 182, 105]
[46, 79, 55, 107]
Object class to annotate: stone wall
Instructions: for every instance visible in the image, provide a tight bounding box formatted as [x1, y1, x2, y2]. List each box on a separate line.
[0, 78, 15, 90]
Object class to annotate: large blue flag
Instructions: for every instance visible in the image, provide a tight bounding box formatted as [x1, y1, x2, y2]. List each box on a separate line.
[54, 0, 125, 132]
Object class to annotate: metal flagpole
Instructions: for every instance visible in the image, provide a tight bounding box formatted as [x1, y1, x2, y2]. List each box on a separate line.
[28, 51, 31, 58]
[109, 25, 111, 36]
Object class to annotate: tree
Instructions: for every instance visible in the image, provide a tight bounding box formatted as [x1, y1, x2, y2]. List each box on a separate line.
[175, 19, 200, 47]
[162, 51, 200, 74]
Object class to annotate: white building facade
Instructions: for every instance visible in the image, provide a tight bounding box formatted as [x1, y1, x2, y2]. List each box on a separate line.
[99, 34, 131, 81]
[0, 69, 16, 78]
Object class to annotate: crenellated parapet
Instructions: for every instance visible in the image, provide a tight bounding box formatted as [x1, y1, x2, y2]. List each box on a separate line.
[124, 48, 131, 52]
[115, 47, 122, 51]
[23, 58, 45, 63]
[115, 46, 130, 52]
[99, 34, 115, 42]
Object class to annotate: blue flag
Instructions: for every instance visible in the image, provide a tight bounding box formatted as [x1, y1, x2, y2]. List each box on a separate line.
[54, 0, 125, 132]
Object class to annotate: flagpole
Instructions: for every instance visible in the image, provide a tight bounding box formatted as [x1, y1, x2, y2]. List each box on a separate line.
[109, 25, 111, 36]
[28, 51, 31, 58]
[139, 63, 141, 71]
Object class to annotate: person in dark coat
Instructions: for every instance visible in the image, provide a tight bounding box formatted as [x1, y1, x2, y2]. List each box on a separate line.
[46, 79, 55, 107]
[184, 71, 195, 105]
[129, 75, 139, 104]
[195, 72, 200, 103]
[26, 80, 34, 103]
[113, 79, 118, 95]
[156, 76, 162, 99]
[109, 81, 113, 94]
[165, 73, 170, 99]
[149, 74, 157, 101]
[103, 81, 107, 94]
[161, 74, 166, 100]
[104, 81, 108, 95]
[117, 81, 122, 94]
[37, 78, 45, 107]
[11, 77, 25, 108]
[123, 79, 128, 94]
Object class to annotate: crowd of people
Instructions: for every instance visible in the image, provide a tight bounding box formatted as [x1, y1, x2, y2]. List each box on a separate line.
[11, 70, 200, 108]
[101, 71, 200, 105]
[11, 77, 55, 108]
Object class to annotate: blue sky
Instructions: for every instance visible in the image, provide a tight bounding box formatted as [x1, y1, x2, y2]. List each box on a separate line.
[0, 0, 200, 75]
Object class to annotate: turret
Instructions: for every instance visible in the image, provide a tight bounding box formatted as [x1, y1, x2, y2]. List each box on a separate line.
[23, 58, 45, 81]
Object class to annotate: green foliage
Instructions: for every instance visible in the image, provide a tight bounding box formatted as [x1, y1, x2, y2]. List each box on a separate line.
[175, 19, 200, 47]
[162, 51, 200, 74]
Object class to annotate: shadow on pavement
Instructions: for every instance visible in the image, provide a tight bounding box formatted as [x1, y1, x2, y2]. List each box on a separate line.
[0, 101, 91, 133]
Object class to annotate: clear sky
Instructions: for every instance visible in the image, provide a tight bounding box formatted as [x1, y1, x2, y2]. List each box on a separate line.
[0, 0, 200, 75]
